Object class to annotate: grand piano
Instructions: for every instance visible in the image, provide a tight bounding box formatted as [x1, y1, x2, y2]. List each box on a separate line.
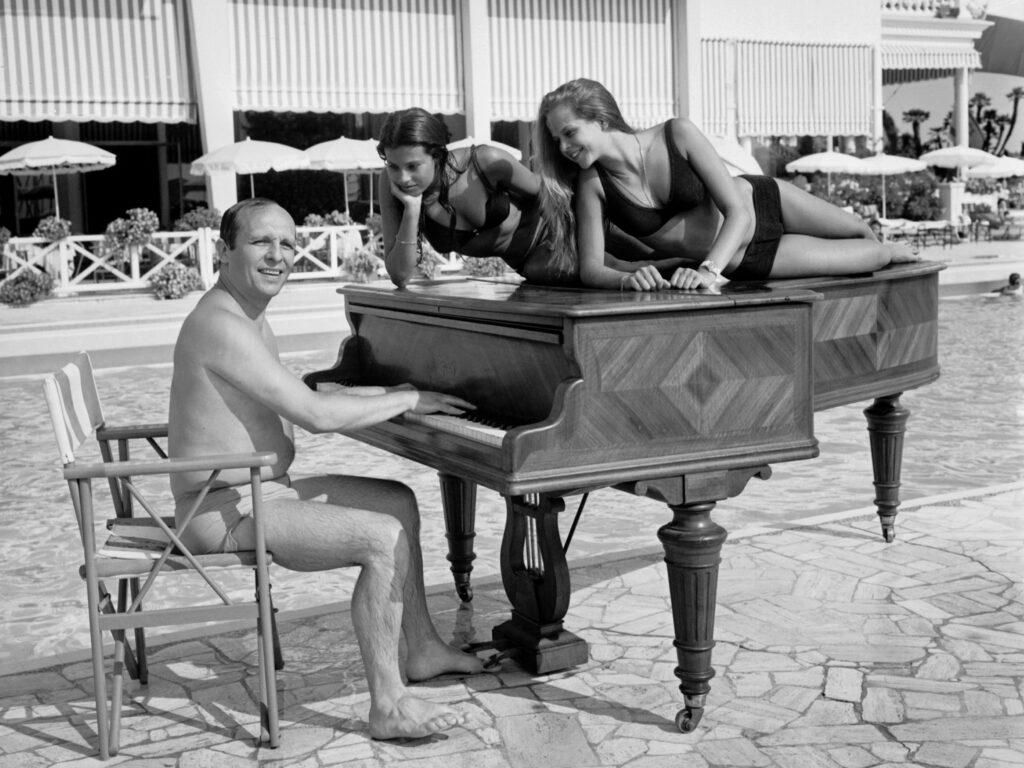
[303, 261, 941, 732]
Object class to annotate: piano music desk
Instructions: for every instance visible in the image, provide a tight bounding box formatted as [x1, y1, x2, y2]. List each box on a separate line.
[303, 261, 941, 733]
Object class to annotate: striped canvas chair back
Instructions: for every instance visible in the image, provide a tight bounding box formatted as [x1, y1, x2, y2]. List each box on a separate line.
[43, 351, 104, 465]
[40, 352, 282, 759]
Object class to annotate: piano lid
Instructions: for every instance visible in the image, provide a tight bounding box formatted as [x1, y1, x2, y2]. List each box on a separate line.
[337, 277, 821, 319]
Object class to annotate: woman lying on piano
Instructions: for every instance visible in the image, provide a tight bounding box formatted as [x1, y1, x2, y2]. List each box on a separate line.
[377, 107, 577, 288]
[534, 78, 920, 292]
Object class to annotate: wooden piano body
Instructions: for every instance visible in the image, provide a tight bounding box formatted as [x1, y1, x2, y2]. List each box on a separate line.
[303, 261, 941, 732]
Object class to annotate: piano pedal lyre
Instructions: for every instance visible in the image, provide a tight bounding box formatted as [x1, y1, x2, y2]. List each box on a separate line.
[493, 492, 589, 674]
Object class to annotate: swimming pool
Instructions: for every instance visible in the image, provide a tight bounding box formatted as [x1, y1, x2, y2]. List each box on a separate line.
[1, 294, 1021, 667]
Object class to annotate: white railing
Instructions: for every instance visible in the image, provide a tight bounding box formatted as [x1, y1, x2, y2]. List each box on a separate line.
[881, 0, 963, 15]
[1, 225, 371, 296]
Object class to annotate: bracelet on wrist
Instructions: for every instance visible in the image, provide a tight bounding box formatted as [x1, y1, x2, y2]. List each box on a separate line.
[619, 273, 631, 291]
[397, 238, 418, 246]
[698, 260, 722, 279]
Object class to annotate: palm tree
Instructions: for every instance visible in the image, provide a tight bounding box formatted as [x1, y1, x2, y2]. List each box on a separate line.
[981, 108, 1000, 152]
[902, 109, 930, 155]
[993, 115, 1012, 155]
[996, 86, 1024, 155]
[970, 92, 991, 126]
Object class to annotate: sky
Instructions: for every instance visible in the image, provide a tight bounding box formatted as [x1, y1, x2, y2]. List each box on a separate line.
[881, 0, 1024, 156]
[884, 72, 1024, 155]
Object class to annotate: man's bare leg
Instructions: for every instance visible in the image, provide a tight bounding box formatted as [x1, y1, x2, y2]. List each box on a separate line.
[380, 485, 484, 681]
[245, 493, 468, 738]
[348, 521, 464, 739]
[289, 476, 483, 682]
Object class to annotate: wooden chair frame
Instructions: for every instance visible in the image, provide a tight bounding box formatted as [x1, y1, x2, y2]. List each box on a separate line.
[43, 352, 281, 759]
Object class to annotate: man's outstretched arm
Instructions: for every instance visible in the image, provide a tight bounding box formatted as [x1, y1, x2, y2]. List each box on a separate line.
[199, 310, 472, 433]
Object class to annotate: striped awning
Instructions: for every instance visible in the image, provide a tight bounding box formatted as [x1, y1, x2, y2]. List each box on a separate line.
[881, 41, 981, 72]
[0, 0, 196, 124]
[487, 0, 676, 127]
[703, 39, 874, 137]
[230, 0, 462, 115]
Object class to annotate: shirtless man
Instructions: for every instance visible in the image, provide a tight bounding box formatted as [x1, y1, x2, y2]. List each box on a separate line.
[168, 197, 483, 739]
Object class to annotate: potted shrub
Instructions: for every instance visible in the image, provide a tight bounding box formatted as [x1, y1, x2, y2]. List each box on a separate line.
[103, 207, 160, 265]
[462, 256, 508, 278]
[149, 261, 204, 299]
[32, 215, 72, 242]
[341, 245, 384, 282]
[172, 206, 222, 233]
[30, 216, 73, 279]
[0, 268, 54, 306]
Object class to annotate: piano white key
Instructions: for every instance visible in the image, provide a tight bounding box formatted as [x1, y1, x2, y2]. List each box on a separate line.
[315, 381, 506, 447]
[402, 412, 506, 447]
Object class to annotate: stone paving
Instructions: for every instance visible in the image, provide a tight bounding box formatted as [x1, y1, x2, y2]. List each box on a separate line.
[2, 483, 1021, 767]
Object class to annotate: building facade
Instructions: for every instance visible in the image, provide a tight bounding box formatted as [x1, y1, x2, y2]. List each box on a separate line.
[0, 0, 990, 233]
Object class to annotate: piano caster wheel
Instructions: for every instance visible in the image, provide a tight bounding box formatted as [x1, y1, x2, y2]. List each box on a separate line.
[456, 584, 473, 603]
[882, 527, 895, 543]
[675, 707, 703, 733]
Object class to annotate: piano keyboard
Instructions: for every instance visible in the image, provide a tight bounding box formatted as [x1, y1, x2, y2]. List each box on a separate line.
[403, 412, 507, 447]
[315, 381, 507, 448]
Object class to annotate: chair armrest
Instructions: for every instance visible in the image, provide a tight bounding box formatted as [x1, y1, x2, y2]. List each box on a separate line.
[97, 423, 169, 441]
[64, 451, 278, 480]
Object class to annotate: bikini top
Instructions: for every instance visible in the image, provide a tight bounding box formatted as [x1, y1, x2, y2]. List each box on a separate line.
[596, 121, 707, 238]
[420, 146, 511, 253]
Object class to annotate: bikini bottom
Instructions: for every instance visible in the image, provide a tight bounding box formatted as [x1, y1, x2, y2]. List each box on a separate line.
[728, 175, 784, 281]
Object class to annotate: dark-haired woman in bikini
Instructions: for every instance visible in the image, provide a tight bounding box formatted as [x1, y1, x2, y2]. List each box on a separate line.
[377, 107, 576, 288]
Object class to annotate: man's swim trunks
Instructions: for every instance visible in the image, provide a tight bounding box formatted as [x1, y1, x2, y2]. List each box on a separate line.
[175, 475, 297, 554]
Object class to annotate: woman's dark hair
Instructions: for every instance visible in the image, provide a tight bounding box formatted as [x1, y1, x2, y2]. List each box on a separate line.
[377, 108, 461, 237]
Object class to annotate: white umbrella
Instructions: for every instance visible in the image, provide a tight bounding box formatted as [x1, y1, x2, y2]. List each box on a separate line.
[708, 136, 763, 176]
[190, 137, 310, 197]
[918, 146, 999, 177]
[855, 154, 927, 219]
[785, 151, 864, 200]
[965, 155, 1024, 178]
[447, 136, 522, 161]
[0, 136, 116, 219]
[304, 137, 384, 215]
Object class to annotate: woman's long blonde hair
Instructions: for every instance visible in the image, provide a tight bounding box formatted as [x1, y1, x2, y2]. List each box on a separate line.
[534, 79, 634, 273]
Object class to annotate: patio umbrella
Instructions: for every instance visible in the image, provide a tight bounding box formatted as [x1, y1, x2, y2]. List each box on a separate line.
[447, 136, 522, 161]
[965, 155, 1024, 179]
[918, 146, 999, 178]
[304, 137, 384, 215]
[785, 151, 864, 200]
[0, 136, 116, 219]
[855, 154, 927, 219]
[190, 137, 310, 197]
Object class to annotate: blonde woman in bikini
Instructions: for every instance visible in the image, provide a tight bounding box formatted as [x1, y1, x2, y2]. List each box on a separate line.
[534, 78, 918, 291]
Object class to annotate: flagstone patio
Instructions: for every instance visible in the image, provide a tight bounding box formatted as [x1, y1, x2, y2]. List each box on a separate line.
[2, 483, 1021, 767]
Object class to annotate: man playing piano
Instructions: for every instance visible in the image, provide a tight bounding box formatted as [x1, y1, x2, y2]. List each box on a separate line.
[168, 198, 483, 739]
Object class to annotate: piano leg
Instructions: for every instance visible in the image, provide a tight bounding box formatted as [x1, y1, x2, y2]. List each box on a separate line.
[438, 473, 477, 602]
[863, 394, 909, 543]
[658, 499, 727, 733]
[492, 494, 589, 674]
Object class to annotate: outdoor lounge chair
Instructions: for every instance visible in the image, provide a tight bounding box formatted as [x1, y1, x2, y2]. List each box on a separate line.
[42, 352, 282, 759]
[974, 211, 1023, 241]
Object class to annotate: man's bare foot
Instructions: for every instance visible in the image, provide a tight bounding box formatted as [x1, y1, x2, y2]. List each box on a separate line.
[889, 243, 922, 263]
[369, 694, 465, 740]
[406, 640, 484, 681]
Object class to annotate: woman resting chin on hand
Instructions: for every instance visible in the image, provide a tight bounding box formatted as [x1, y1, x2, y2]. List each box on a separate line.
[377, 107, 577, 289]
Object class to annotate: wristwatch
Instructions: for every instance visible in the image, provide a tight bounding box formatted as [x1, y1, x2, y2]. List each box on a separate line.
[698, 260, 721, 279]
